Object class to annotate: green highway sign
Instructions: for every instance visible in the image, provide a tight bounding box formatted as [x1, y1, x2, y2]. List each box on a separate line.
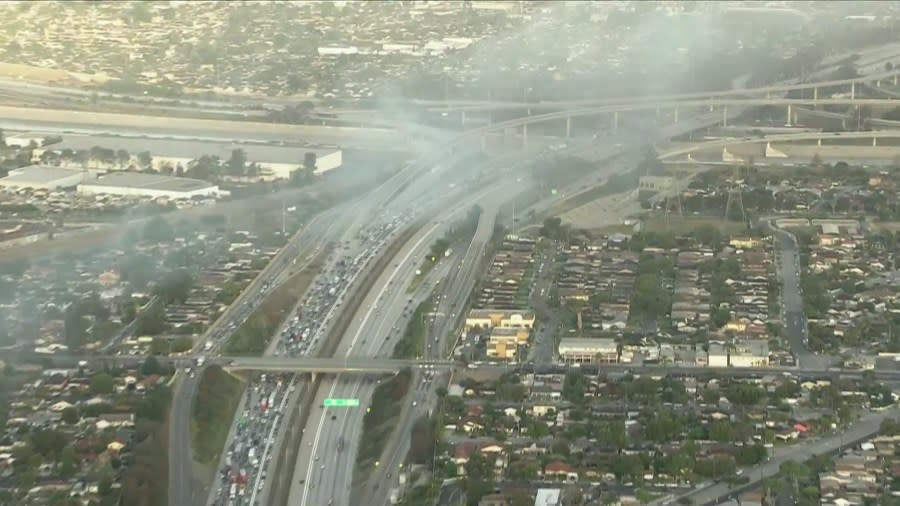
[324, 398, 360, 407]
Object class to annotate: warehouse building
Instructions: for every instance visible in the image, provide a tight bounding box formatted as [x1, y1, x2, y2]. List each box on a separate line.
[30, 134, 342, 180]
[0, 165, 93, 190]
[558, 338, 619, 364]
[77, 172, 223, 199]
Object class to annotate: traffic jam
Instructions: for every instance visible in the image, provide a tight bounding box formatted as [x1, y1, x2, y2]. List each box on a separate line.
[209, 211, 411, 506]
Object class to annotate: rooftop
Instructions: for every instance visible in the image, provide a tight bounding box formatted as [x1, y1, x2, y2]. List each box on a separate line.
[534, 488, 562, 506]
[79, 172, 214, 192]
[39, 134, 339, 165]
[0, 165, 87, 185]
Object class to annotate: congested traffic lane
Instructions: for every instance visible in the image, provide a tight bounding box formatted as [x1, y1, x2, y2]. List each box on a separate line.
[292, 176, 527, 506]
[208, 213, 413, 506]
[293, 217, 446, 506]
[201, 159, 439, 506]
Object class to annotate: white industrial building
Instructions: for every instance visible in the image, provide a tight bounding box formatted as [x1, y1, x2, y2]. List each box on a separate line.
[534, 488, 562, 506]
[0, 165, 93, 190]
[558, 338, 619, 364]
[3, 132, 54, 148]
[30, 134, 343, 180]
[78, 172, 222, 199]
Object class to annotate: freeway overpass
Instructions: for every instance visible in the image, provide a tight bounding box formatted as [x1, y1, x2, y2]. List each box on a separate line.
[657, 129, 900, 160]
[302, 67, 900, 115]
[5, 76, 899, 149]
[221, 356, 452, 374]
[58, 351, 900, 382]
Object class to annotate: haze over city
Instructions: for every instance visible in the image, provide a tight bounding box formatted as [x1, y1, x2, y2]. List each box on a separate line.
[1, 2, 900, 506]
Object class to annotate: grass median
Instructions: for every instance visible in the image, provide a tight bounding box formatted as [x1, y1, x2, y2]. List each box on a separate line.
[191, 365, 244, 465]
[392, 298, 433, 359]
[354, 368, 413, 480]
[224, 253, 325, 356]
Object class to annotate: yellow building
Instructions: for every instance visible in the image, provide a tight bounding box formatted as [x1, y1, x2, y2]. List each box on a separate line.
[729, 237, 761, 250]
[465, 309, 536, 330]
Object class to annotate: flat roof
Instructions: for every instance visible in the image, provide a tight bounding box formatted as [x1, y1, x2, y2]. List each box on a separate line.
[39, 134, 339, 165]
[558, 337, 617, 352]
[534, 489, 561, 506]
[80, 172, 214, 192]
[0, 165, 86, 185]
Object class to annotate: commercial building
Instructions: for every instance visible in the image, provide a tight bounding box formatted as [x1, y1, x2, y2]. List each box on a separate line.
[558, 338, 618, 364]
[0, 165, 92, 190]
[707, 342, 729, 368]
[730, 339, 770, 368]
[486, 327, 530, 362]
[77, 172, 223, 199]
[534, 488, 562, 506]
[31, 134, 343, 180]
[465, 309, 536, 330]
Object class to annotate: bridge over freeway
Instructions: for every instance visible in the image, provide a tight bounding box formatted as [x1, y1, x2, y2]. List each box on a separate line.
[656, 129, 900, 160]
[221, 356, 452, 374]
[325, 68, 900, 116]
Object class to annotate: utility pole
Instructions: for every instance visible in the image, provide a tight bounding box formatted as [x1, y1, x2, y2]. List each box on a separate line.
[281, 199, 286, 237]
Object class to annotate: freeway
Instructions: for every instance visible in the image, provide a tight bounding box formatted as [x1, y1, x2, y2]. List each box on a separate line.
[657, 129, 900, 160]
[0, 104, 402, 148]
[167, 204, 344, 506]
[173, 47, 900, 506]
[174, 152, 441, 506]
[363, 188, 505, 506]
[289, 175, 531, 506]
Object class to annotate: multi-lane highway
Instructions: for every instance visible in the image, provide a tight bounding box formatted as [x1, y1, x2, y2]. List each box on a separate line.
[289, 174, 530, 506]
[156, 44, 900, 506]
[168, 204, 345, 506]
[361, 189, 505, 506]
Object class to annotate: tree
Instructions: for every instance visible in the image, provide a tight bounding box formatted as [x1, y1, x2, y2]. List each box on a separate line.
[143, 216, 174, 243]
[59, 446, 76, 478]
[64, 304, 90, 349]
[141, 356, 165, 375]
[154, 269, 193, 304]
[137, 151, 152, 169]
[562, 370, 586, 403]
[463, 452, 494, 506]
[186, 155, 220, 181]
[90, 373, 115, 395]
[227, 148, 247, 176]
[118, 254, 156, 290]
[136, 302, 167, 336]
[30, 428, 68, 460]
[61, 407, 79, 425]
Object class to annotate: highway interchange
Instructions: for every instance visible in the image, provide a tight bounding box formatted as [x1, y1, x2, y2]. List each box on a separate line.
[10, 40, 900, 506]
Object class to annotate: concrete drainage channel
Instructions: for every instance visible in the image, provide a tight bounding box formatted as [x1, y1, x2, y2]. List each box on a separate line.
[267, 220, 424, 506]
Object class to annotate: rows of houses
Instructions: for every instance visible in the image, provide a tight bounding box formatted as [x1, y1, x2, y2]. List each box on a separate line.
[464, 236, 538, 362]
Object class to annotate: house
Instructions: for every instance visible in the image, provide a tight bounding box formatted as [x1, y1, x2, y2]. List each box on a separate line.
[95, 413, 135, 431]
[729, 237, 762, 250]
[453, 441, 506, 477]
[541, 461, 578, 483]
[106, 441, 126, 455]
